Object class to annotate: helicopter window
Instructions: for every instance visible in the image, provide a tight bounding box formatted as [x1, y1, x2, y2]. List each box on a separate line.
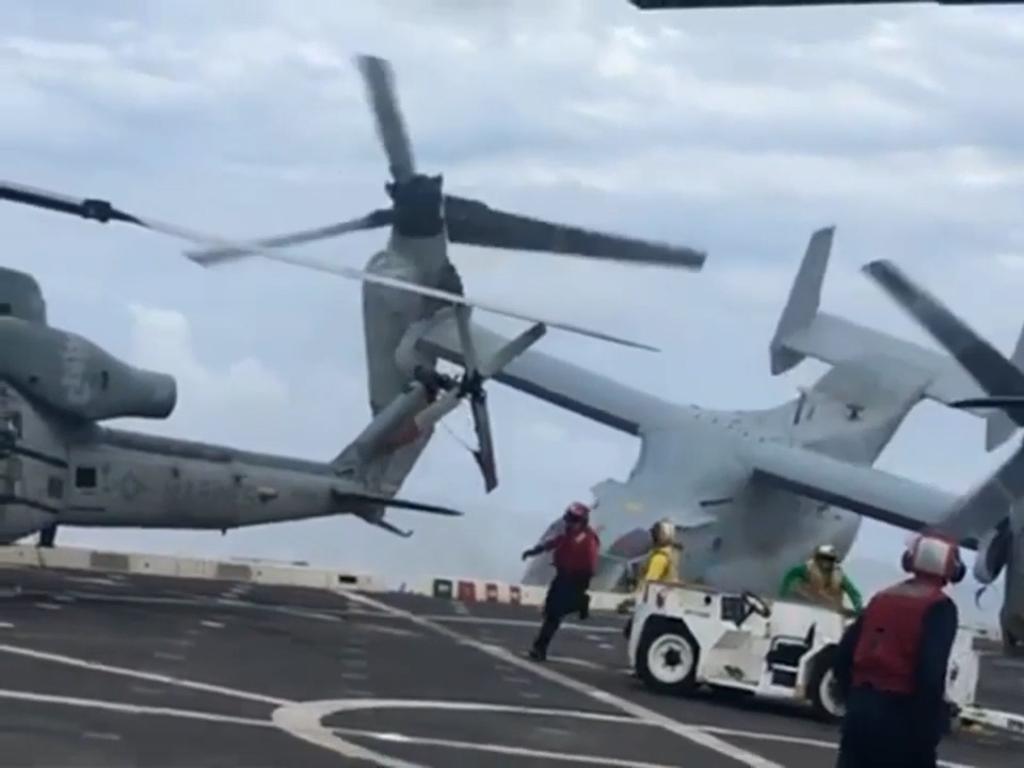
[1, 413, 23, 438]
[47, 476, 64, 499]
[0, 303, 10, 316]
[75, 466, 97, 489]
[100, 371, 109, 390]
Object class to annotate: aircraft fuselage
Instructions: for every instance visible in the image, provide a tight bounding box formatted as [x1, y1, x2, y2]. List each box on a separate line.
[523, 366, 921, 597]
[0, 384, 380, 543]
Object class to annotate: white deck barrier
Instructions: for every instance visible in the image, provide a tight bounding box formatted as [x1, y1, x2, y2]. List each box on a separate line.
[0, 544, 627, 608]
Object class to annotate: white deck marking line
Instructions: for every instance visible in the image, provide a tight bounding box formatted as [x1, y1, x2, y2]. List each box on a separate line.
[335, 725, 682, 768]
[356, 624, 421, 638]
[338, 592, 784, 768]
[0, 622, 13, 629]
[200, 621, 225, 629]
[420, 615, 620, 633]
[35, 603, 62, 611]
[152, 651, 186, 662]
[81, 731, 122, 741]
[547, 656, 605, 670]
[66, 589, 349, 624]
[63, 576, 121, 587]
[0, 689, 274, 728]
[273, 698, 653, 768]
[701, 726, 977, 768]
[0, 644, 290, 706]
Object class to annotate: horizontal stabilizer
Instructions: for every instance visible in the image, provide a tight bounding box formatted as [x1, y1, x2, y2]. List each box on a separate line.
[768, 229, 997, 421]
[331, 488, 464, 516]
[954, 397, 1024, 410]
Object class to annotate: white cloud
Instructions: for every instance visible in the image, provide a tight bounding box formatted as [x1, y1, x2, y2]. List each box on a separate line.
[127, 302, 289, 422]
[4, 1, 1024, 609]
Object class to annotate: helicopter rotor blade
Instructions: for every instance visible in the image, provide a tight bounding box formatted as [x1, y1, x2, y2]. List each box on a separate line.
[0, 179, 656, 350]
[356, 54, 416, 183]
[186, 209, 394, 265]
[470, 392, 498, 493]
[444, 194, 706, 270]
[453, 305, 497, 492]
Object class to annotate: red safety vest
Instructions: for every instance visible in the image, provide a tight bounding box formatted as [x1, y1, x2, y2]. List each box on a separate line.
[852, 577, 948, 695]
[551, 529, 600, 576]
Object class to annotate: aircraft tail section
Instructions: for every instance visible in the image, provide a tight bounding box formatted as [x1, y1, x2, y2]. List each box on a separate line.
[769, 227, 993, 419]
[770, 226, 832, 376]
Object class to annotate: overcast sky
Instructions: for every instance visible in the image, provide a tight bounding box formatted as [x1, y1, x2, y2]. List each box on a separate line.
[3, 1, 1024, 614]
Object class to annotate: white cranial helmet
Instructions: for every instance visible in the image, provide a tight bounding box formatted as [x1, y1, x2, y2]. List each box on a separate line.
[902, 532, 965, 584]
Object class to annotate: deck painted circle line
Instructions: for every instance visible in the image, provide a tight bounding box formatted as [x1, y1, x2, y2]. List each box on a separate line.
[272, 698, 658, 768]
[332, 723, 682, 767]
[339, 591, 785, 768]
[0, 622, 13, 629]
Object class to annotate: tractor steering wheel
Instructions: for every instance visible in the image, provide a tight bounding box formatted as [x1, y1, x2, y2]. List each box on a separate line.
[741, 590, 772, 619]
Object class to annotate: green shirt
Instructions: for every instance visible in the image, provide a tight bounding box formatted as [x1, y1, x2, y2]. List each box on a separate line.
[779, 563, 863, 613]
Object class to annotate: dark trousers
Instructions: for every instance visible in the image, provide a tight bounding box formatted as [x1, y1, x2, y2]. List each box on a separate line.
[532, 572, 590, 655]
[836, 687, 942, 768]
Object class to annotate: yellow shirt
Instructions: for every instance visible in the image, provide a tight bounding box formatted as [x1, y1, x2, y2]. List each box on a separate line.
[637, 545, 679, 591]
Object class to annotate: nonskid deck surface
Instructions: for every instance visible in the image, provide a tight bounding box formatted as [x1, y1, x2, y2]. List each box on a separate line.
[0, 565, 1020, 767]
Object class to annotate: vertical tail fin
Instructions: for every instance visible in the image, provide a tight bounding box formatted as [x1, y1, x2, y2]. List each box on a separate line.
[986, 320, 1024, 451]
[770, 227, 834, 375]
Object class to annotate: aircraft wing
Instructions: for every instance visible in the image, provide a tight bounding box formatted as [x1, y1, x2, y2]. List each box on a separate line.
[412, 314, 677, 435]
[745, 439, 956, 533]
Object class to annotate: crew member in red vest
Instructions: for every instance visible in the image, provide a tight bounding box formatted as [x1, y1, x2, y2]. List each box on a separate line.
[522, 502, 600, 661]
[832, 532, 964, 768]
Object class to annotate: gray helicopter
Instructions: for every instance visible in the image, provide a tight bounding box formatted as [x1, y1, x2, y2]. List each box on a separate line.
[0, 259, 506, 545]
[0, 57, 705, 543]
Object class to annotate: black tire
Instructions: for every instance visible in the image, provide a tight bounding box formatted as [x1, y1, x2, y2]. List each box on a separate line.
[635, 619, 699, 694]
[807, 647, 844, 722]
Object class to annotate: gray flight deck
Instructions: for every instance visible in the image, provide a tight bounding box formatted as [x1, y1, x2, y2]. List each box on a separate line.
[1, 564, 1021, 767]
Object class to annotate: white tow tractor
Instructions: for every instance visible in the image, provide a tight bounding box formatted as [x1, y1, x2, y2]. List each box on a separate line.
[627, 581, 980, 721]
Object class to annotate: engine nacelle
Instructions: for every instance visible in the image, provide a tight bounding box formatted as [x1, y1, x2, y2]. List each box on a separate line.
[1002, 522, 1024, 655]
[0, 318, 176, 421]
[974, 520, 1011, 585]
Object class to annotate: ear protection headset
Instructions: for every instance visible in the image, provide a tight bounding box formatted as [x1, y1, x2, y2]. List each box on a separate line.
[901, 532, 966, 584]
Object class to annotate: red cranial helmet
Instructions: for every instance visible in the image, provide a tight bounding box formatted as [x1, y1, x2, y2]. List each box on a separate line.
[563, 502, 590, 524]
[901, 532, 966, 584]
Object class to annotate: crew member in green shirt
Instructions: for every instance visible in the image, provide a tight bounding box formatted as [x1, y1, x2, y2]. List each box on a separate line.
[780, 544, 863, 615]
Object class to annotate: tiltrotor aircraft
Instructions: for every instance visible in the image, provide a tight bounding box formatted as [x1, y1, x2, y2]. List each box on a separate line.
[0, 57, 705, 541]
[43, 54, 1013, 639]
[206, 220, 1022, 651]
[125, 55, 1018, 649]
